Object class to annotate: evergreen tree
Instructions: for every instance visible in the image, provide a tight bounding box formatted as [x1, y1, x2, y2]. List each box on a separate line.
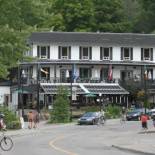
[50, 86, 70, 123]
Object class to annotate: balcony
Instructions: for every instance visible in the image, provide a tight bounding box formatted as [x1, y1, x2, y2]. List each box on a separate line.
[27, 77, 116, 84]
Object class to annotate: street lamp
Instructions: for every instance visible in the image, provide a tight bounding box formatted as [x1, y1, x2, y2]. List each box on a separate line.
[99, 93, 102, 111]
[66, 69, 72, 121]
[21, 69, 26, 117]
[37, 63, 40, 113]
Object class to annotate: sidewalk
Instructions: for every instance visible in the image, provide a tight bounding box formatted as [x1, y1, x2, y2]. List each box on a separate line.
[111, 128, 155, 155]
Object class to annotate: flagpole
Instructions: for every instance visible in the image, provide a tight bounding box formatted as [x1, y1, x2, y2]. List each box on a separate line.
[144, 65, 147, 114]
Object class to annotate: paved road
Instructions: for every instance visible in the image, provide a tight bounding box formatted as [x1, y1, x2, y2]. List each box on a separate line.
[2, 120, 146, 155]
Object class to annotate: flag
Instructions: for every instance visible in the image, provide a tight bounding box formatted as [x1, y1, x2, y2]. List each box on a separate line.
[144, 65, 147, 80]
[72, 64, 78, 80]
[148, 71, 152, 80]
[108, 64, 113, 81]
[40, 68, 48, 74]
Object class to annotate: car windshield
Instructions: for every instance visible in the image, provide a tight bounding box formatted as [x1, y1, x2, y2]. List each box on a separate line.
[128, 108, 149, 114]
[128, 109, 143, 114]
[83, 112, 96, 117]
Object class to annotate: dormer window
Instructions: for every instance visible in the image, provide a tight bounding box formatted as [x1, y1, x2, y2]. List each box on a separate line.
[141, 48, 153, 61]
[100, 47, 112, 60]
[58, 46, 71, 59]
[80, 47, 92, 60]
[121, 47, 133, 61]
[37, 46, 50, 59]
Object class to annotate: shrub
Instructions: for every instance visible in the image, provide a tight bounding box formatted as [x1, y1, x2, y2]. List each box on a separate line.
[105, 105, 121, 119]
[7, 121, 21, 130]
[0, 106, 21, 129]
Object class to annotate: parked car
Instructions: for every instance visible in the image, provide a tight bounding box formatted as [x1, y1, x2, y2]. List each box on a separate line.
[78, 112, 101, 125]
[126, 108, 150, 121]
[149, 109, 155, 119]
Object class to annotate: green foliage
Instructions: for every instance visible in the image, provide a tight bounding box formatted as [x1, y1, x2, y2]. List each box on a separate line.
[50, 86, 70, 123]
[0, 106, 21, 129]
[7, 121, 21, 130]
[105, 105, 121, 119]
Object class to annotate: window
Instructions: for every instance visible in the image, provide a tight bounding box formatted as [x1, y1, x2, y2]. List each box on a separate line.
[100, 47, 112, 60]
[80, 47, 92, 60]
[37, 46, 50, 59]
[121, 47, 133, 60]
[141, 48, 153, 61]
[59, 46, 71, 59]
[82, 47, 89, 59]
[144, 48, 150, 60]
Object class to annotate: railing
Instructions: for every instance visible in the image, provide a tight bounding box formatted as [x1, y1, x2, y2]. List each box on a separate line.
[25, 77, 117, 84]
[119, 78, 155, 90]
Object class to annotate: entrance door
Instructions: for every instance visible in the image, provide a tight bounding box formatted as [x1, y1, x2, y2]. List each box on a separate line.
[60, 69, 67, 82]
[121, 70, 133, 81]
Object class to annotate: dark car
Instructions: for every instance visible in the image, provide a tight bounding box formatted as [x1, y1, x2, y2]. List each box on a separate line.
[126, 108, 150, 121]
[78, 112, 101, 125]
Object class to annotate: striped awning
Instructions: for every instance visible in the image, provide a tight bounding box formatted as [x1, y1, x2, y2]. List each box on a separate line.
[40, 83, 129, 95]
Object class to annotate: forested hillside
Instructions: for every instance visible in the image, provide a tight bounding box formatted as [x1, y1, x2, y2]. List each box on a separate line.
[0, 0, 155, 78]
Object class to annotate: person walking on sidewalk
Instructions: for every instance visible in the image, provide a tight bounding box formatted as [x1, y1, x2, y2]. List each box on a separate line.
[27, 111, 34, 129]
[140, 113, 148, 131]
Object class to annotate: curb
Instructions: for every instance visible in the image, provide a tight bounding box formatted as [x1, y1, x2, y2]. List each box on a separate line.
[112, 145, 155, 155]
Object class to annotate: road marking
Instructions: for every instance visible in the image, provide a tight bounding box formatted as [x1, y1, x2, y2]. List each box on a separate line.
[49, 135, 78, 155]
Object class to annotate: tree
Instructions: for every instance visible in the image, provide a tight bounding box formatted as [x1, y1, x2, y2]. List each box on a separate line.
[93, 0, 132, 32]
[50, 86, 70, 123]
[0, 26, 28, 78]
[47, 0, 95, 31]
[134, 0, 155, 33]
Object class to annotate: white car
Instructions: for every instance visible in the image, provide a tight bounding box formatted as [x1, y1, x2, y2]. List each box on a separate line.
[150, 109, 155, 118]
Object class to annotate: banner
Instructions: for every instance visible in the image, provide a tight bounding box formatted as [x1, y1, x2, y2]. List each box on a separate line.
[108, 64, 113, 81]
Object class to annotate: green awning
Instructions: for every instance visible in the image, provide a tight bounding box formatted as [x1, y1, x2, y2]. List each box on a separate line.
[15, 88, 30, 94]
[85, 93, 96, 97]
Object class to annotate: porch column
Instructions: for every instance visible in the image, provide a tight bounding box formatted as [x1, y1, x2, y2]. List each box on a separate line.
[126, 95, 128, 109]
[54, 64, 56, 83]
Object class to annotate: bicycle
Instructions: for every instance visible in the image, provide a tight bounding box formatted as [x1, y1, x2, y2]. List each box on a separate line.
[97, 116, 106, 126]
[120, 114, 126, 124]
[0, 129, 13, 151]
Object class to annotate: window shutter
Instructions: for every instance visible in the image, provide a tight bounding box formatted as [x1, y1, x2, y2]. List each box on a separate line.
[151, 48, 153, 61]
[47, 46, 50, 59]
[58, 46, 61, 59]
[37, 46, 40, 58]
[100, 47, 103, 60]
[89, 47, 92, 60]
[69, 46, 71, 59]
[141, 48, 143, 60]
[110, 47, 113, 60]
[130, 48, 133, 60]
[121, 47, 123, 60]
[79, 47, 82, 59]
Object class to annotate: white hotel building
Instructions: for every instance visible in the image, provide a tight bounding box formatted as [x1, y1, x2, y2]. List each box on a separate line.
[9, 32, 155, 110]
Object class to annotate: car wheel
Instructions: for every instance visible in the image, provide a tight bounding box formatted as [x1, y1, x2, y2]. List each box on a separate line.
[92, 120, 96, 125]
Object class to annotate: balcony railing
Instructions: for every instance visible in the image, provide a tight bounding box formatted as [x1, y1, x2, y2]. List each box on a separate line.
[26, 77, 117, 84]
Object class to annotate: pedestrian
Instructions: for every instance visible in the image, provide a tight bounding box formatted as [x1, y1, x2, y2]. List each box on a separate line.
[27, 111, 34, 129]
[140, 113, 148, 131]
[32, 110, 39, 128]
